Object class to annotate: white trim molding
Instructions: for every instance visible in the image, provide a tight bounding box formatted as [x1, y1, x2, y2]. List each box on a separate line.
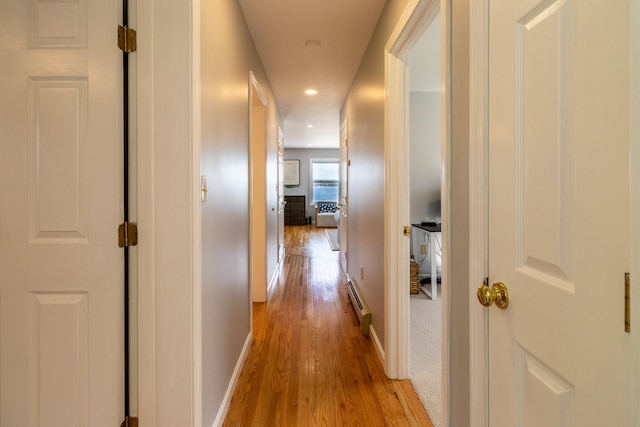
[384, 0, 441, 381]
[631, 0, 640, 424]
[383, 43, 409, 380]
[468, 0, 489, 426]
[369, 325, 385, 367]
[212, 333, 252, 427]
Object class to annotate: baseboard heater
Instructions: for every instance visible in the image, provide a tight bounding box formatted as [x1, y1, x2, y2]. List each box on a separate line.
[346, 275, 371, 336]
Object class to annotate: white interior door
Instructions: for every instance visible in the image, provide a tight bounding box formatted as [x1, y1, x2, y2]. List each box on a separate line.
[0, 1, 123, 425]
[486, 0, 632, 425]
[339, 121, 349, 274]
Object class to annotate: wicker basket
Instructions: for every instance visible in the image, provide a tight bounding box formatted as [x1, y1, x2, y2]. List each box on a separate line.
[410, 256, 420, 294]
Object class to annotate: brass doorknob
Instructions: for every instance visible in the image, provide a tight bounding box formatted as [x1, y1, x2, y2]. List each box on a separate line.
[477, 281, 509, 309]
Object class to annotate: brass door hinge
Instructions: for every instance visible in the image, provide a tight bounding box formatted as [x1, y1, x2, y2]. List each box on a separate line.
[118, 25, 137, 53]
[120, 416, 138, 427]
[403, 226, 410, 237]
[625, 272, 630, 333]
[118, 222, 138, 247]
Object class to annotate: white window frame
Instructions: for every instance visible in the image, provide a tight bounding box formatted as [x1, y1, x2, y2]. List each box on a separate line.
[308, 158, 340, 205]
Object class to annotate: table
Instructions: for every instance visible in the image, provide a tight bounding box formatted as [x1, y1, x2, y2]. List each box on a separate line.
[411, 223, 441, 300]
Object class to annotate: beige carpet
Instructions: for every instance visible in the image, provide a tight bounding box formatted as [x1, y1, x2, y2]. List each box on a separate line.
[324, 228, 339, 251]
[410, 291, 442, 427]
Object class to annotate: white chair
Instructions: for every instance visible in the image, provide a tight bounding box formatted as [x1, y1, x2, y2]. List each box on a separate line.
[315, 202, 338, 228]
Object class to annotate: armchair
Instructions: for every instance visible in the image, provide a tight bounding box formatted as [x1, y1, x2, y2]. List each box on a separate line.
[315, 201, 339, 228]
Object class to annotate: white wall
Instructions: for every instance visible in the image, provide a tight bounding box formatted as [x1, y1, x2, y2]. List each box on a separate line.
[341, 0, 471, 425]
[410, 91, 441, 224]
[410, 91, 442, 276]
[200, 0, 280, 424]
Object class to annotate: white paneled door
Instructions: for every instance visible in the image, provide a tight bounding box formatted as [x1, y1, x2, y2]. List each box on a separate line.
[0, 0, 123, 426]
[487, 0, 631, 425]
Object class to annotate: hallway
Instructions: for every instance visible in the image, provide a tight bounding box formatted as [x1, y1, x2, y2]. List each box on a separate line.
[223, 225, 433, 426]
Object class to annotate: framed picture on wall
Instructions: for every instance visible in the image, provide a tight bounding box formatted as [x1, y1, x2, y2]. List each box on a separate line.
[284, 159, 300, 186]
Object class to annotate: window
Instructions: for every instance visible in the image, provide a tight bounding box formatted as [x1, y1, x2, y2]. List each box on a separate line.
[310, 158, 339, 204]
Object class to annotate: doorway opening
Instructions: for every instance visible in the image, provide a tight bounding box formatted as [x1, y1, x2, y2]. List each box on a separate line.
[407, 13, 442, 426]
[384, 0, 449, 426]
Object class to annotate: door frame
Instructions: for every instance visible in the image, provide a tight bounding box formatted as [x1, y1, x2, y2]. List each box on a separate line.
[633, 1, 640, 423]
[384, 0, 448, 420]
[468, 0, 489, 425]
[249, 71, 269, 303]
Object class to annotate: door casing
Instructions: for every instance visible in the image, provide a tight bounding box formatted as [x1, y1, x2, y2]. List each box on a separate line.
[384, 0, 450, 425]
[632, 2, 640, 422]
[468, 0, 489, 425]
[249, 71, 269, 303]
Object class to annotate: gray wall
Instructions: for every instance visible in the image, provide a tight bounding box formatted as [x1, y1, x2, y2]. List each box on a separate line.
[410, 91, 442, 276]
[340, 0, 411, 352]
[410, 91, 442, 225]
[200, 0, 281, 424]
[284, 148, 340, 222]
[341, 1, 471, 425]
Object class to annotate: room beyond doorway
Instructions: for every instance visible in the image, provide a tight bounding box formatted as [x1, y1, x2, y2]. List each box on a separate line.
[407, 11, 443, 427]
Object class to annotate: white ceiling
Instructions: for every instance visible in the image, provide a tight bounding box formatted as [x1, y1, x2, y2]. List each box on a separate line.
[238, 0, 440, 149]
[238, 0, 386, 149]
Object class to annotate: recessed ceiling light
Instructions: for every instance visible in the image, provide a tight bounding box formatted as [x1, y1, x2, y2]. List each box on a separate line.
[307, 125, 313, 128]
[305, 89, 318, 95]
[305, 39, 322, 50]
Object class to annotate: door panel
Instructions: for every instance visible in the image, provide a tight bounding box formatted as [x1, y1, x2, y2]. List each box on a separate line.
[29, 292, 90, 425]
[0, 0, 123, 425]
[488, 0, 631, 425]
[29, 78, 89, 241]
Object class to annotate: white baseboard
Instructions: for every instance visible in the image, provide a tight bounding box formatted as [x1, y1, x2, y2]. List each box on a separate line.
[267, 259, 281, 294]
[369, 324, 386, 367]
[211, 332, 252, 427]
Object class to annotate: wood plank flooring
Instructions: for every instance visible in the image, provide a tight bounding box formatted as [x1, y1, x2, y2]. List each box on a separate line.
[223, 225, 433, 426]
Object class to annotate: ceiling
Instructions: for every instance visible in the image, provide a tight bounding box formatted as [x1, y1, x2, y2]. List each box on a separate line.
[238, 0, 440, 149]
[238, 0, 386, 149]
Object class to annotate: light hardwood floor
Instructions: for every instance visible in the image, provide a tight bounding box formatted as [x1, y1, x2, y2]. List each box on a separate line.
[223, 225, 433, 426]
